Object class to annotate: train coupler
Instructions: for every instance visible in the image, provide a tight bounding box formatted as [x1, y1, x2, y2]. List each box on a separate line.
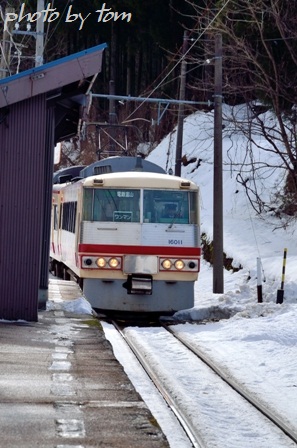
[122, 274, 153, 295]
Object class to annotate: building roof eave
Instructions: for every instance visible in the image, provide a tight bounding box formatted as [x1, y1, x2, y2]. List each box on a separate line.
[0, 43, 107, 108]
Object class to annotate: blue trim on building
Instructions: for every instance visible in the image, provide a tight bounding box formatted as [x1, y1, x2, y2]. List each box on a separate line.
[0, 43, 107, 86]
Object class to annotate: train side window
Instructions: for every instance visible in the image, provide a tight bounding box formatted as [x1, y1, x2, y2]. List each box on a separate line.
[59, 205, 62, 229]
[53, 205, 58, 230]
[61, 201, 77, 233]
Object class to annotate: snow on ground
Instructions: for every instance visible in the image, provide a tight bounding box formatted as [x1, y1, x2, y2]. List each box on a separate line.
[148, 106, 297, 444]
[51, 105, 297, 446]
[102, 257, 297, 447]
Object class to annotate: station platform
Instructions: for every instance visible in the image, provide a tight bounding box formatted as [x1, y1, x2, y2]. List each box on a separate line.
[0, 279, 169, 448]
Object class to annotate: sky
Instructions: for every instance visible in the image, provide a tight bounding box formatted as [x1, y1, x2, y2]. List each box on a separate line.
[50, 105, 297, 446]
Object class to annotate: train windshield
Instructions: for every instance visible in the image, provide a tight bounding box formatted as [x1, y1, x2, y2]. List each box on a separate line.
[83, 188, 141, 222]
[143, 190, 198, 224]
[83, 188, 198, 224]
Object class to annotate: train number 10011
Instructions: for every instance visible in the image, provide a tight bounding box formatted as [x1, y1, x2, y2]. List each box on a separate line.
[168, 239, 183, 245]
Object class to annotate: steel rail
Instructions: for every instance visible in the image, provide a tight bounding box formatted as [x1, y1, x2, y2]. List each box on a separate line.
[111, 320, 206, 448]
[163, 323, 297, 445]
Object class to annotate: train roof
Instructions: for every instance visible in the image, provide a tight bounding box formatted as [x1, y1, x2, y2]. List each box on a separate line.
[53, 165, 85, 184]
[53, 157, 198, 191]
[80, 156, 166, 177]
[53, 157, 165, 185]
[82, 171, 199, 190]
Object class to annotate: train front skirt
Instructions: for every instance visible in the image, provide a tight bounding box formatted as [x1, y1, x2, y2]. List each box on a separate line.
[83, 278, 194, 313]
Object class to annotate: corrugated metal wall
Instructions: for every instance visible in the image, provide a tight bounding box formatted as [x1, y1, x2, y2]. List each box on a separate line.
[38, 105, 55, 307]
[0, 95, 47, 321]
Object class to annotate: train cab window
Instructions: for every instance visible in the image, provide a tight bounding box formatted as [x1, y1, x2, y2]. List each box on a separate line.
[83, 188, 141, 222]
[189, 191, 199, 224]
[143, 190, 198, 224]
[83, 189, 93, 220]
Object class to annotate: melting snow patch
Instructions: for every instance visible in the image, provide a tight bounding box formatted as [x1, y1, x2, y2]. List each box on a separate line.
[47, 297, 93, 315]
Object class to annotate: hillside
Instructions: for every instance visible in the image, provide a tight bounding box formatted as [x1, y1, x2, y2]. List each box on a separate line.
[147, 104, 297, 303]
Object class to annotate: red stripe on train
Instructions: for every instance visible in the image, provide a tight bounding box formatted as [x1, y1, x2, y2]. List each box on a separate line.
[78, 244, 201, 256]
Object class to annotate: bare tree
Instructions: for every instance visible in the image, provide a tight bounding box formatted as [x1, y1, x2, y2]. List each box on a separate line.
[186, 0, 297, 216]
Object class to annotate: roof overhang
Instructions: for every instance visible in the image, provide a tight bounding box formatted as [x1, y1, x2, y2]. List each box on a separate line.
[0, 43, 107, 109]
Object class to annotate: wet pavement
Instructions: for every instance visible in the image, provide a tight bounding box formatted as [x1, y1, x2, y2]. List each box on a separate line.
[0, 279, 169, 447]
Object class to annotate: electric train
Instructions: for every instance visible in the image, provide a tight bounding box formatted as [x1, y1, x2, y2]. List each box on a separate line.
[50, 156, 201, 314]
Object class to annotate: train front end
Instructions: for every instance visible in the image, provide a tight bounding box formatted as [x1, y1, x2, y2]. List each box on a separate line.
[79, 171, 200, 314]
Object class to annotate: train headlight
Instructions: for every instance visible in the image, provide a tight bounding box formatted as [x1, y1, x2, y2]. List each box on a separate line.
[109, 258, 119, 268]
[174, 259, 185, 270]
[162, 259, 172, 270]
[96, 257, 106, 268]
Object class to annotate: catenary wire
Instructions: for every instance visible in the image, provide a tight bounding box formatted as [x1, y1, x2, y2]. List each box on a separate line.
[123, 0, 233, 123]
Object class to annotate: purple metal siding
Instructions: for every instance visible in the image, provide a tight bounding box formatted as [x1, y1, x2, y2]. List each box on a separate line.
[39, 105, 55, 300]
[0, 95, 47, 321]
[0, 44, 106, 321]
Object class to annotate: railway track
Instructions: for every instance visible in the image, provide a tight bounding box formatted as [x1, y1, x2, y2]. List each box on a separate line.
[111, 320, 297, 448]
[112, 320, 204, 448]
[164, 323, 297, 446]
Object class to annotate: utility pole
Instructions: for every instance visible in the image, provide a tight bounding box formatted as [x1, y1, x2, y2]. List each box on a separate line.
[0, 7, 15, 79]
[108, 79, 117, 156]
[213, 33, 224, 293]
[175, 31, 188, 176]
[35, 0, 44, 66]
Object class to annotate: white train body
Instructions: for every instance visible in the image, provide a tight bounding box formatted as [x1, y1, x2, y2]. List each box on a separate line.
[50, 162, 201, 313]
